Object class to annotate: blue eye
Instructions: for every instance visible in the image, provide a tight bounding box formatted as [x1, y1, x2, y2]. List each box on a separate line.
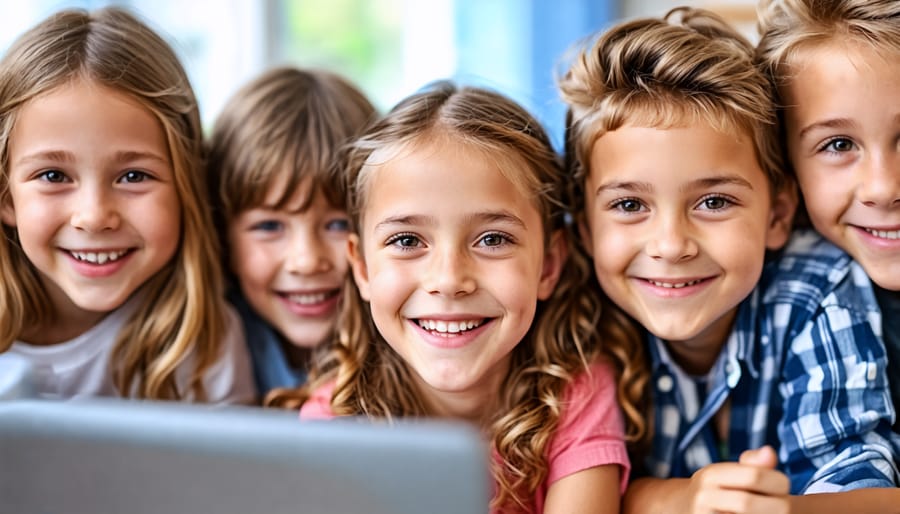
[251, 220, 283, 232]
[39, 169, 67, 183]
[700, 196, 730, 210]
[821, 137, 855, 153]
[325, 218, 350, 232]
[479, 233, 508, 247]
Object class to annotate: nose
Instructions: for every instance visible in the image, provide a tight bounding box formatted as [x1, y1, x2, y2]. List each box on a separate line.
[284, 227, 333, 275]
[646, 213, 698, 263]
[424, 246, 476, 297]
[70, 187, 120, 232]
[857, 154, 900, 208]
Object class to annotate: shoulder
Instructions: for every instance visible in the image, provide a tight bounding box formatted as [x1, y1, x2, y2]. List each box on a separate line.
[546, 359, 629, 493]
[761, 230, 878, 314]
[195, 301, 257, 404]
[299, 380, 337, 420]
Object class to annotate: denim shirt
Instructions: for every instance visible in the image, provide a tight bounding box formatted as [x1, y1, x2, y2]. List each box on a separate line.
[229, 290, 307, 396]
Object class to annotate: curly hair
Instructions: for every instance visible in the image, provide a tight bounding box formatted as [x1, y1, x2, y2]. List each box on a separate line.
[0, 7, 224, 400]
[284, 81, 643, 512]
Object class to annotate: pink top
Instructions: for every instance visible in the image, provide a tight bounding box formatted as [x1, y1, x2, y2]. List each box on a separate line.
[300, 360, 629, 512]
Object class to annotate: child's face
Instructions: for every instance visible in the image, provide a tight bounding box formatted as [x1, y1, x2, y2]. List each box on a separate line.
[228, 180, 350, 349]
[582, 124, 793, 372]
[348, 139, 563, 418]
[782, 42, 900, 290]
[1, 78, 180, 317]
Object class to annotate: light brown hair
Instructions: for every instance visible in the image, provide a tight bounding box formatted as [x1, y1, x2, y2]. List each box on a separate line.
[559, 6, 787, 463]
[208, 66, 375, 228]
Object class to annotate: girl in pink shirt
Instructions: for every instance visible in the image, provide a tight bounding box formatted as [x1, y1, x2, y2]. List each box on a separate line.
[289, 82, 647, 514]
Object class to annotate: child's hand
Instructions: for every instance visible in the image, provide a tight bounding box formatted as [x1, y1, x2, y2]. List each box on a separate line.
[678, 446, 790, 514]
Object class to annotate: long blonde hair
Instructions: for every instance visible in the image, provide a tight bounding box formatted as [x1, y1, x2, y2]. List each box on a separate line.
[0, 7, 225, 400]
[290, 81, 642, 512]
[559, 6, 788, 464]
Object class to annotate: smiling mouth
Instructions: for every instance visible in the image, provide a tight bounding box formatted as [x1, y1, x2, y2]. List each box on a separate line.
[863, 228, 900, 240]
[415, 318, 488, 335]
[644, 278, 705, 289]
[68, 249, 130, 264]
[281, 289, 340, 305]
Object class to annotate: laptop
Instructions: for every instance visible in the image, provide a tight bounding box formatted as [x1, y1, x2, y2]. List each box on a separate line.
[0, 398, 490, 514]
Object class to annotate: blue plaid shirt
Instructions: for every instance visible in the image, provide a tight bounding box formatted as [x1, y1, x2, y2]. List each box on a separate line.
[642, 230, 899, 493]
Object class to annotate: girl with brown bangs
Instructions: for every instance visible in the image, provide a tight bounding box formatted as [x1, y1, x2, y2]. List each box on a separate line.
[0, 7, 254, 403]
[284, 81, 647, 514]
[208, 67, 376, 403]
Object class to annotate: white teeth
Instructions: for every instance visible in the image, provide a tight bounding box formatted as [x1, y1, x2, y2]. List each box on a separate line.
[865, 228, 900, 240]
[71, 250, 127, 264]
[649, 279, 702, 289]
[417, 318, 483, 334]
[287, 292, 330, 305]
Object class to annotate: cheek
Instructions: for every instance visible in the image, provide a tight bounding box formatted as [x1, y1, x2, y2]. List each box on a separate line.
[229, 239, 278, 286]
[588, 222, 633, 273]
[325, 236, 351, 276]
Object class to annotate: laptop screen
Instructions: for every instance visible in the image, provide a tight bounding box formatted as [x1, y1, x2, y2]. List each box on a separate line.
[0, 398, 489, 514]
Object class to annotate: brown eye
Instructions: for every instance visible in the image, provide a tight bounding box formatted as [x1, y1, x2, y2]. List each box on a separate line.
[40, 170, 66, 182]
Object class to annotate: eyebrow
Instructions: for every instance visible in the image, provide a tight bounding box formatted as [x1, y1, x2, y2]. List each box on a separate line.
[595, 175, 754, 195]
[797, 117, 856, 140]
[14, 149, 169, 167]
[373, 210, 527, 232]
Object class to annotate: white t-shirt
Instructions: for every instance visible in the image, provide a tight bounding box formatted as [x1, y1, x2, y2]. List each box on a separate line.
[8, 296, 256, 404]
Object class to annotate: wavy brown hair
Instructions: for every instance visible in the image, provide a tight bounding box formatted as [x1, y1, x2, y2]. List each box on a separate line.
[559, 6, 789, 462]
[0, 7, 225, 400]
[280, 81, 642, 512]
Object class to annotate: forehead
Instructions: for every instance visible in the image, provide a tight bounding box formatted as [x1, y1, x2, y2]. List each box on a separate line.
[362, 137, 541, 224]
[782, 41, 900, 116]
[588, 123, 767, 191]
[9, 78, 169, 168]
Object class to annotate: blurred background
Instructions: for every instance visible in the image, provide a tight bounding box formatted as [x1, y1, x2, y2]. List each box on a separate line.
[0, 0, 756, 150]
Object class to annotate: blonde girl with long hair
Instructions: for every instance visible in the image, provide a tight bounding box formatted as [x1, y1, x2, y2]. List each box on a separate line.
[0, 7, 254, 402]
[293, 81, 645, 514]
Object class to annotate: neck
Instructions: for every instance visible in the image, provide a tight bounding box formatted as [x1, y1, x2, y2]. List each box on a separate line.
[20, 308, 107, 346]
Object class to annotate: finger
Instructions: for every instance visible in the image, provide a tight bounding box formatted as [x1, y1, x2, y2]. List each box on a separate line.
[694, 488, 790, 514]
[738, 446, 778, 469]
[694, 462, 790, 496]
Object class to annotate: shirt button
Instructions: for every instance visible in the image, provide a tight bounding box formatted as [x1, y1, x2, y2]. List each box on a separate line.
[657, 374, 674, 393]
[867, 362, 878, 381]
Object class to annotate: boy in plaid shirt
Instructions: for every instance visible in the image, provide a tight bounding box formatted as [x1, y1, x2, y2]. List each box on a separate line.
[560, 7, 898, 513]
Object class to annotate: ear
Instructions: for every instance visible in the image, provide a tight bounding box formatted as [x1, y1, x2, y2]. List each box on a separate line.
[0, 196, 16, 227]
[765, 181, 798, 251]
[347, 233, 371, 301]
[537, 230, 568, 301]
